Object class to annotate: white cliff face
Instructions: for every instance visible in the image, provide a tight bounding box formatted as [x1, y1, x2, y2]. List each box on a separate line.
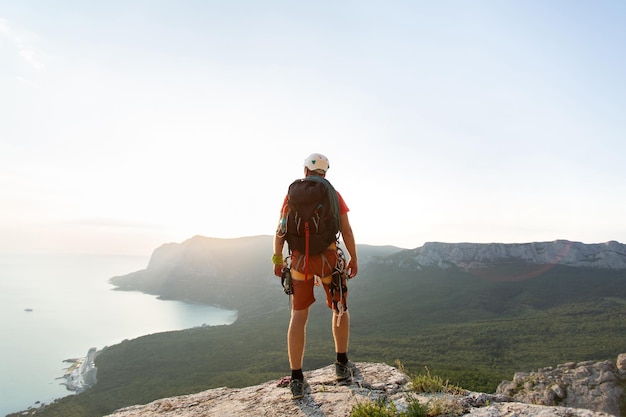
[405, 241, 626, 270]
[60, 348, 98, 393]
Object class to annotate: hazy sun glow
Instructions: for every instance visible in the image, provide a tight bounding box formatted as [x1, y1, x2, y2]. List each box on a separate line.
[1, 2, 626, 255]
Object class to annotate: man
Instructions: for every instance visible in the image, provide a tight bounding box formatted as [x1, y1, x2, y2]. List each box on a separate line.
[272, 153, 358, 399]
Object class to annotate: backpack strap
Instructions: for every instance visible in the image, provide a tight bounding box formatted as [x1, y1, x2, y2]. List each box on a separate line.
[304, 222, 310, 280]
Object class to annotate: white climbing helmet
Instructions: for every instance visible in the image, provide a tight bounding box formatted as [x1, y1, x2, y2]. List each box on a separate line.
[303, 153, 330, 173]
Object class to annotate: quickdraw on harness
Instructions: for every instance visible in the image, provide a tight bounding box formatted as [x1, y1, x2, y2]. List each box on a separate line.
[281, 262, 293, 295]
[281, 257, 294, 309]
[330, 246, 349, 327]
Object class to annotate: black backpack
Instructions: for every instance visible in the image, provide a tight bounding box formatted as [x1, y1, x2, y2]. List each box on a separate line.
[284, 175, 341, 255]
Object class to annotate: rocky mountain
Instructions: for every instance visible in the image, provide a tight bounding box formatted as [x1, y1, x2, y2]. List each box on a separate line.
[105, 355, 626, 417]
[111, 237, 626, 301]
[390, 240, 626, 271]
[109, 235, 626, 325]
[114, 238, 626, 291]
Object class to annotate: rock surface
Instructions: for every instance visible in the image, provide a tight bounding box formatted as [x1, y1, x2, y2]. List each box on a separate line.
[105, 361, 622, 417]
[498, 357, 626, 417]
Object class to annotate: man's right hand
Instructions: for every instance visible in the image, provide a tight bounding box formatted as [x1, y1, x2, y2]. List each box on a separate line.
[347, 259, 358, 278]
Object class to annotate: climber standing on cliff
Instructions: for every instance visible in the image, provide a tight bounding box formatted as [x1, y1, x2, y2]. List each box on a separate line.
[272, 153, 359, 400]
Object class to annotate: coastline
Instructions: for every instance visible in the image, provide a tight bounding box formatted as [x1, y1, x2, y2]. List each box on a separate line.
[0, 252, 237, 417]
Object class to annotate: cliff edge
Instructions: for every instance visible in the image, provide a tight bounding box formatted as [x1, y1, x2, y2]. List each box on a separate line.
[105, 356, 626, 417]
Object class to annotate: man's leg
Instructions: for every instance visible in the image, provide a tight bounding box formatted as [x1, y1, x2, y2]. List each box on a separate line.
[288, 307, 310, 371]
[323, 276, 352, 379]
[333, 310, 355, 381]
[332, 310, 350, 354]
[288, 307, 309, 399]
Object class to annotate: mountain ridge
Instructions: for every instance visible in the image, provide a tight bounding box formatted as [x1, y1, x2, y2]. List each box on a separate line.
[145, 236, 626, 270]
[386, 239, 626, 270]
[120, 236, 626, 278]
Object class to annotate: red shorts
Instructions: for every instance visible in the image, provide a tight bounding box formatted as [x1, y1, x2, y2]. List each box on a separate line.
[289, 247, 348, 312]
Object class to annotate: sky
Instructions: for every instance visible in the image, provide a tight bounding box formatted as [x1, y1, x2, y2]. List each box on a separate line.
[1, 1, 625, 256]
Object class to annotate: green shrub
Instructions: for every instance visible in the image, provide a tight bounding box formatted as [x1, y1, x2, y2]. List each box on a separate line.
[350, 396, 398, 417]
[404, 393, 429, 417]
[426, 396, 464, 417]
[407, 365, 466, 395]
[349, 394, 429, 417]
[349, 364, 466, 417]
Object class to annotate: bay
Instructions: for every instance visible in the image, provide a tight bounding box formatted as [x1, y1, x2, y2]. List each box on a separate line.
[0, 254, 237, 416]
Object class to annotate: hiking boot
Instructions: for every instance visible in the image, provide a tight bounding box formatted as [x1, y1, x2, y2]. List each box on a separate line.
[289, 378, 307, 399]
[335, 360, 356, 382]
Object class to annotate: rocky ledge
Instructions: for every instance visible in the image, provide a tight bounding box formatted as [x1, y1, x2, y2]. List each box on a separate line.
[105, 356, 626, 417]
[498, 353, 626, 416]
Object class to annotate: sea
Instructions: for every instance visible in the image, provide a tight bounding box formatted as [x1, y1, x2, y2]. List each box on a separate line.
[0, 253, 238, 416]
